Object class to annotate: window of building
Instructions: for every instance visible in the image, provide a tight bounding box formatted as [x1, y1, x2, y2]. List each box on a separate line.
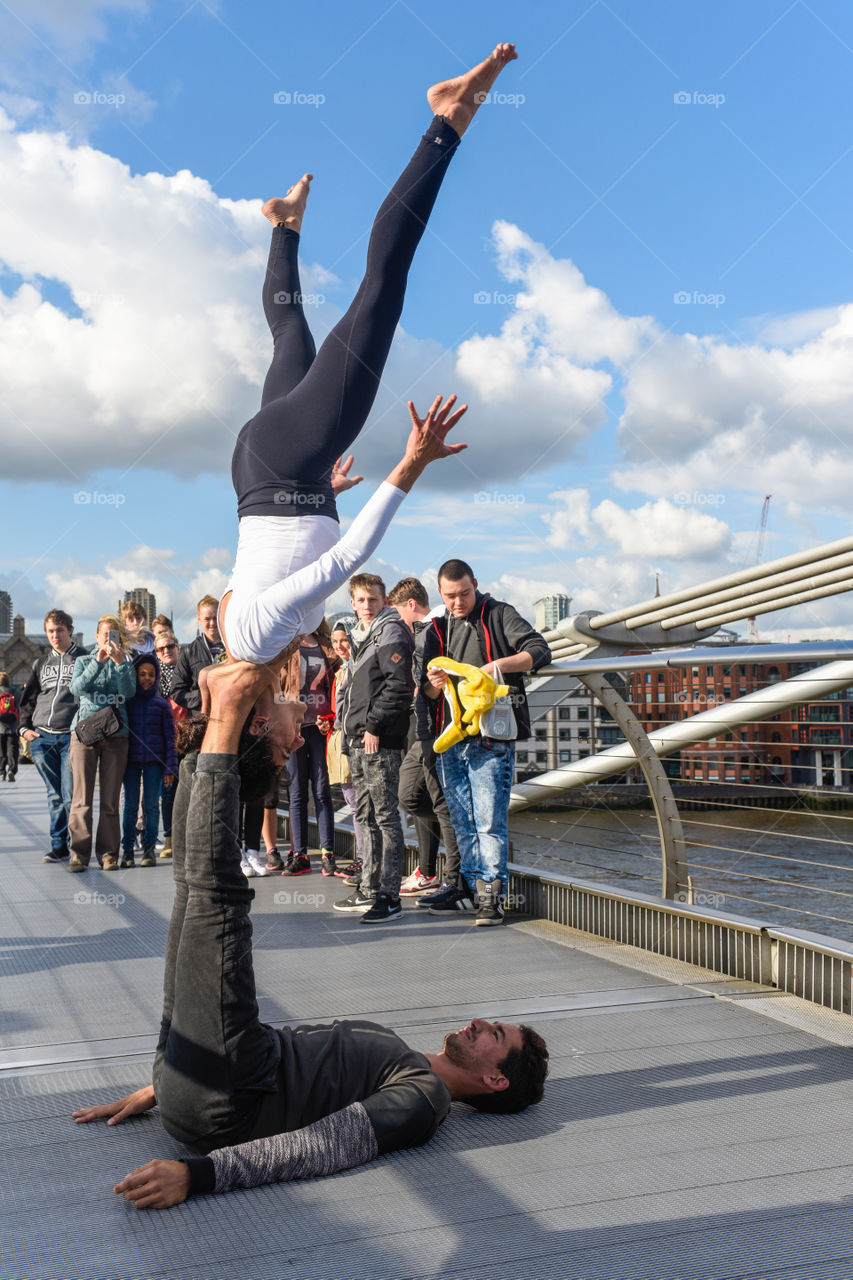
[535, 729, 546, 741]
[559, 750, 570, 762]
[577, 707, 589, 719]
[558, 729, 570, 741]
[536, 751, 547, 763]
[516, 751, 528, 762]
[558, 707, 571, 720]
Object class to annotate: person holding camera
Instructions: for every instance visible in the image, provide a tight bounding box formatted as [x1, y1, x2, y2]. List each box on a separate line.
[67, 614, 136, 872]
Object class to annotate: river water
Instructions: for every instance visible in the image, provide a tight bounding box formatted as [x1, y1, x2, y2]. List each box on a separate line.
[509, 806, 853, 944]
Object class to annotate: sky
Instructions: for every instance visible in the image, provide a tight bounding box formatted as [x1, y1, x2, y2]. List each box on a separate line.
[3, 0, 853, 644]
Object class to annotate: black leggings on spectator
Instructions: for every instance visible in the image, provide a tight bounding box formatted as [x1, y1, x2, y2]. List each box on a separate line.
[231, 115, 460, 520]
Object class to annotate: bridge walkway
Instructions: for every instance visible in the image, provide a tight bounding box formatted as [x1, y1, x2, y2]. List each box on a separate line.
[2, 768, 853, 1279]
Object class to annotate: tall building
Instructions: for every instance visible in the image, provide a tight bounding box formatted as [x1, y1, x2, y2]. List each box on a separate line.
[535, 594, 571, 633]
[0, 590, 11, 634]
[120, 588, 157, 625]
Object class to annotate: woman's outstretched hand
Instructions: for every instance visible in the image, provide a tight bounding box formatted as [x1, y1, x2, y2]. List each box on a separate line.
[331, 454, 364, 495]
[405, 394, 468, 466]
[387, 394, 468, 494]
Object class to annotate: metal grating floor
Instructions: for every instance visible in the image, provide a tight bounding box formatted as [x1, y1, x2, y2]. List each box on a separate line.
[3, 769, 853, 1279]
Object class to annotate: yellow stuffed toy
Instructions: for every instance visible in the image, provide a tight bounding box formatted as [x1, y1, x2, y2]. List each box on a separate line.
[427, 658, 510, 753]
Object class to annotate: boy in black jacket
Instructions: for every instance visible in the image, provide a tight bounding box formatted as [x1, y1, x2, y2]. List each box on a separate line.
[334, 573, 414, 924]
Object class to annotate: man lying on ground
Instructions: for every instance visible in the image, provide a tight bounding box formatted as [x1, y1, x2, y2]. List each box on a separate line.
[72, 679, 548, 1209]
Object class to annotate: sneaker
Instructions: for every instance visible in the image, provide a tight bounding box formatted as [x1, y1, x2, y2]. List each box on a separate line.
[265, 848, 284, 872]
[360, 894, 403, 924]
[155, 838, 166, 852]
[240, 856, 256, 878]
[474, 877, 505, 927]
[400, 868, 440, 895]
[428, 885, 475, 915]
[69, 857, 87, 873]
[159, 837, 172, 859]
[418, 880, 463, 909]
[245, 849, 271, 877]
[140, 848, 156, 868]
[43, 848, 69, 864]
[102, 855, 119, 871]
[120, 853, 135, 869]
[334, 858, 361, 880]
[320, 850, 337, 877]
[333, 889, 375, 912]
[283, 852, 311, 876]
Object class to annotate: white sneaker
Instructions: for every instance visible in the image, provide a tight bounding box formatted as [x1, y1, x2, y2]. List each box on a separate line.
[246, 849, 271, 877]
[240, 856, 256, 878]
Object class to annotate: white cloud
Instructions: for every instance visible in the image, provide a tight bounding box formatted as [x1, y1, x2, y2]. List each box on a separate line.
[544, 490, 731, 561]
[42, 544, 232, 641]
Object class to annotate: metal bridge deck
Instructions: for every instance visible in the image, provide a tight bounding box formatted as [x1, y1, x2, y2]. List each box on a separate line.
[2, 768, 853, 1280]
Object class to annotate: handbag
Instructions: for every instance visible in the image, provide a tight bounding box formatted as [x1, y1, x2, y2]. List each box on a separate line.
[479, 663, 518, 741]
[74, 704, 121, 746]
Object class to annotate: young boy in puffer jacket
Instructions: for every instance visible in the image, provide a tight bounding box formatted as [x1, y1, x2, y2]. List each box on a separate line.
[121, 654, 177, 868]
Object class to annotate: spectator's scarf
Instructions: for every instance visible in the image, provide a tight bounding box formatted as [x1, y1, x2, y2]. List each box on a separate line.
[159, 663, 176, 698]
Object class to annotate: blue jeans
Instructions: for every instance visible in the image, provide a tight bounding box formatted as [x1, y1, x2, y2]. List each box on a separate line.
[29, 732, 73, 851]
[123, 762, 164, 852]
[437, 738, 516, 892]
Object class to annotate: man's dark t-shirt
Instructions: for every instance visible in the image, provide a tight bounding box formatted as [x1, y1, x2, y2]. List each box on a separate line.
[273, 1019, 451, 1151]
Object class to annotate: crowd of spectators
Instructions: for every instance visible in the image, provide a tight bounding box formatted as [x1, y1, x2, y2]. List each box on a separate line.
[13, 568, 548, 927]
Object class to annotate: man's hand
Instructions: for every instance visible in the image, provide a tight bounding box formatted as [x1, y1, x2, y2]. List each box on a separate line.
[331, 454, 364, 496]
[72, 1085, 156, 1127]
[22, 729, 39, 742]
[363, 731, 380, 754]
[163, 774, 175, 787]
[426, 668, 449, 691]
[114, 1160, 190, 1210]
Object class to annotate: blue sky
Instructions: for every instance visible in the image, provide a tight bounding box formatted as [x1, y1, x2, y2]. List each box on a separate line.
[3, 0, 853, 643]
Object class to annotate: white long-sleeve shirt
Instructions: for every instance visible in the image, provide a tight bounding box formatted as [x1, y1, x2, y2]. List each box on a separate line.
[221, 482, 406, 664]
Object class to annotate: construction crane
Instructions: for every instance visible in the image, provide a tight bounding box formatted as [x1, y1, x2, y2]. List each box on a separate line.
[746, 495, 772, 642]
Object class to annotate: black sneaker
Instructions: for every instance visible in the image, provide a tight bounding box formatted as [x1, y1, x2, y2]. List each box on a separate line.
[474, 877, 505, 926]
[320, 851, 337, 877]
[428, 887, 475, 914]
[265, 848, 284, 872]
[283, 852, 311, 876]
[333, 889, 375, 912]
[361, 894, 402, 924]
[336, 858, 362, 881]
[43, 848, 69, 864]
[140, 847, 156, 867]
[120, 852, 135, 869]
[417, 879, 457, 909]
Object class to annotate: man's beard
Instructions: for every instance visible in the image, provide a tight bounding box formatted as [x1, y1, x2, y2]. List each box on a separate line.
[443, 1029, 472, 1069]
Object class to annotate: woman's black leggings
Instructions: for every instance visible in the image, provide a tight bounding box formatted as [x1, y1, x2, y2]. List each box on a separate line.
[231, 115, 460, 521]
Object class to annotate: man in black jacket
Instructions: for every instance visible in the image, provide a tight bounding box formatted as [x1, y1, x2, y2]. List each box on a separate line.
[334, 572, 414, 924]
[19, 609, 86, 862]
[170, 595, 225, 712]
[421, 560, 550, 925]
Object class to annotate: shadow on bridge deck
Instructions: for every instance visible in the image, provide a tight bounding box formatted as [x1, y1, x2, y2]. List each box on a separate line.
[2, 767, 853, 1280]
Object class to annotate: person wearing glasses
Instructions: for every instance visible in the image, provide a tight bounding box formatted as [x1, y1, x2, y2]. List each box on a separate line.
[155, 632, 183, 858]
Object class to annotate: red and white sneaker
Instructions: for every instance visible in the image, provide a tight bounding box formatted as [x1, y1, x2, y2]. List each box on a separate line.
[399, 868, 440, 895]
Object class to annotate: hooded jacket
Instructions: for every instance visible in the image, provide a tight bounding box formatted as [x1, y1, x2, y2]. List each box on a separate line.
[20, 642, 87, 734]
[341, 607, 414, 751]
[124, 654, 178, 771]
[170, 634, 226, 712]
[417, 592, 550, 742]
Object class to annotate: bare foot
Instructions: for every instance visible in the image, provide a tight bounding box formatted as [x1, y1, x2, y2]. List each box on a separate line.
[427, 43, 518, 138]
[262, 173, 313, 233]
